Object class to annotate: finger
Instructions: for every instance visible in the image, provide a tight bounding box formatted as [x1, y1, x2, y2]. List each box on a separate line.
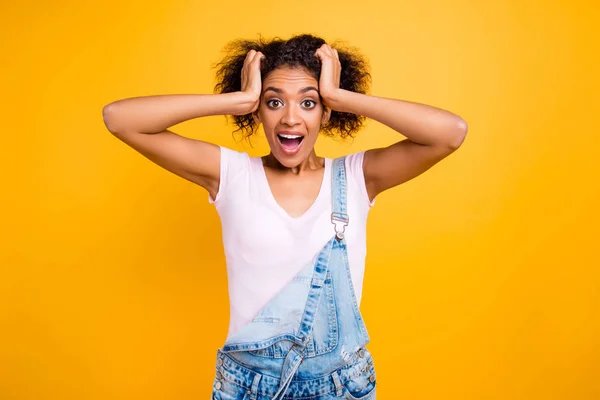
[325, 44, 335, 57]
[332, 49, 339, 63]
[244, 50, 257, 66]
[249, 53, 263, 74]
[253, 51, 265, 64]
[317, 44, 330, 56]
[315, 47, 331, 61]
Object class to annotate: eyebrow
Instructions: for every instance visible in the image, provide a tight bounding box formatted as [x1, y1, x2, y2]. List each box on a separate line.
[263, 86, 319, 95]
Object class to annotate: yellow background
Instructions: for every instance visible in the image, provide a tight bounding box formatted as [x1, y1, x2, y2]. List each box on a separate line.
[1, 0, 598, 399]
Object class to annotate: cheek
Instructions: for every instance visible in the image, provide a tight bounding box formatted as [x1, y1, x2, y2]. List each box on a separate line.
[257, 112, 275, 131]
[309, 112, 325, 130]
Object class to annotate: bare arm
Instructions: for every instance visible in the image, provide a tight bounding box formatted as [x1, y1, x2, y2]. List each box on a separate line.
[315, 44, 468, 201]
[102, 50, 264, 198]
[102, 93, 255, 198]
[102, 92, 256, 134]
[330, 90, 468, 201]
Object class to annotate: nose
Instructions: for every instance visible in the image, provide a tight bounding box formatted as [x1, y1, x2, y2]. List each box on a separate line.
[281, 104, 301, 126]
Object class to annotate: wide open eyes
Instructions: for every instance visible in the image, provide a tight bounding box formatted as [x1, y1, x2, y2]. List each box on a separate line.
[265, 99, 317, 110]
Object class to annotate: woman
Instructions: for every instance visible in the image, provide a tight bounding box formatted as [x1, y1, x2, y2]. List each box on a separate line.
[103, 34, 467, 400]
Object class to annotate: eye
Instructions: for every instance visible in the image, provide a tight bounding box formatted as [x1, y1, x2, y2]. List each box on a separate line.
[301, 99, 316, 109]
[267, 99, 283, 108]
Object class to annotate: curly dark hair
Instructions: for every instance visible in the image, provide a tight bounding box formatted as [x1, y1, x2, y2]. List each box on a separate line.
[214, 34, 371, 139]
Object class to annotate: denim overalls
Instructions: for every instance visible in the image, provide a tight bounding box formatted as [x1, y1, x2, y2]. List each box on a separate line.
[212, 157, 376, 400]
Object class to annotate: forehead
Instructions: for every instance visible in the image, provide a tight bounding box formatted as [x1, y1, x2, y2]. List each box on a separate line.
[262, 67, 318, 91]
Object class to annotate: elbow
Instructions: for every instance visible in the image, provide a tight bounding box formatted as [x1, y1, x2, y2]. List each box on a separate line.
[446, 118, 468, 150]
[102, 102, 123, 134]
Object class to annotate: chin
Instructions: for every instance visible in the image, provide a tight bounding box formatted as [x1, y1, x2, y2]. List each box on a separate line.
[271, 151, 306, 168]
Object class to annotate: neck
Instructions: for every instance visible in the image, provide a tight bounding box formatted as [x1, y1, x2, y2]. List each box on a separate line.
[263, 150, 324, 175]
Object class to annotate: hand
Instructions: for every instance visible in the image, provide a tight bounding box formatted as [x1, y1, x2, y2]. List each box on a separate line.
[314, 44, 342, 109]
[240, 50, 264, 114]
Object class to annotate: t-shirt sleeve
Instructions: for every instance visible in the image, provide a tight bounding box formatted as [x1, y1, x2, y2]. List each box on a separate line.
[208, 146, 249, 206]
[345, 151, 376, 208]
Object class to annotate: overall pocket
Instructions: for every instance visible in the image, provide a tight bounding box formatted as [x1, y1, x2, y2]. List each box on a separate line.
[343, 349, 376, 399]
[212, 359, 251, 400]
[211, 376, 250, 400]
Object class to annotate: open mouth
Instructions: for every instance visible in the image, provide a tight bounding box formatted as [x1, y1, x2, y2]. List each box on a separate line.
[277, 133, 305, 154]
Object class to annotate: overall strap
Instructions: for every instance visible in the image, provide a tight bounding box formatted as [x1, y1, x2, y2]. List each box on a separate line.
[331, 156, 349, 240]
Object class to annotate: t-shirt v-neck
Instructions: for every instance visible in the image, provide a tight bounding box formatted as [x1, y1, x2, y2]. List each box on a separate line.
[251, 157, 331, 224]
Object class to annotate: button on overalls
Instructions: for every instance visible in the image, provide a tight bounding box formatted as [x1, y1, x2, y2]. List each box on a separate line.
[212, 157, 377, 400]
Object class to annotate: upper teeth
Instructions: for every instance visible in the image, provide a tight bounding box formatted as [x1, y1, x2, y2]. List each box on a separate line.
[279, 134, 302, 139]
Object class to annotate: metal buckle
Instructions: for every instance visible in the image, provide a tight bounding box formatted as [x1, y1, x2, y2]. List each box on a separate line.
[331, 212, 349, 240]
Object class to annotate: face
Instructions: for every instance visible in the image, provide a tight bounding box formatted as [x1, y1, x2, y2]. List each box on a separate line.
[253, 67, 330, 168]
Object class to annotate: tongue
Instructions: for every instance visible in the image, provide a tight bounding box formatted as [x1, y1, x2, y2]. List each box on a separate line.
[280, 137, 301, 150]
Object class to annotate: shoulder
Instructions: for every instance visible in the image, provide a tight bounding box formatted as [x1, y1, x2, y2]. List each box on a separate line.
[343, 151, 366, 170]
[218, 146, 254, 176]
[210, 146, 253, 205]
[339, 151, 375, 207]
[219, 146, 251, 163]
[338, 151, 366, 183]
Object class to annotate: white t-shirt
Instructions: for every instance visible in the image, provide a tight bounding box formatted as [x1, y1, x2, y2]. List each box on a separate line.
[209, 147, 375, 339]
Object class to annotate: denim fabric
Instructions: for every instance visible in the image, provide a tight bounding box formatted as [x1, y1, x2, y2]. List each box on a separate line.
[212, 157, 376, 399]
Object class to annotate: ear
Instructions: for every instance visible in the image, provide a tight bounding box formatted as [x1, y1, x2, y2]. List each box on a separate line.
[321, 106, 332, 125]
[252, 109, 261, 124]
